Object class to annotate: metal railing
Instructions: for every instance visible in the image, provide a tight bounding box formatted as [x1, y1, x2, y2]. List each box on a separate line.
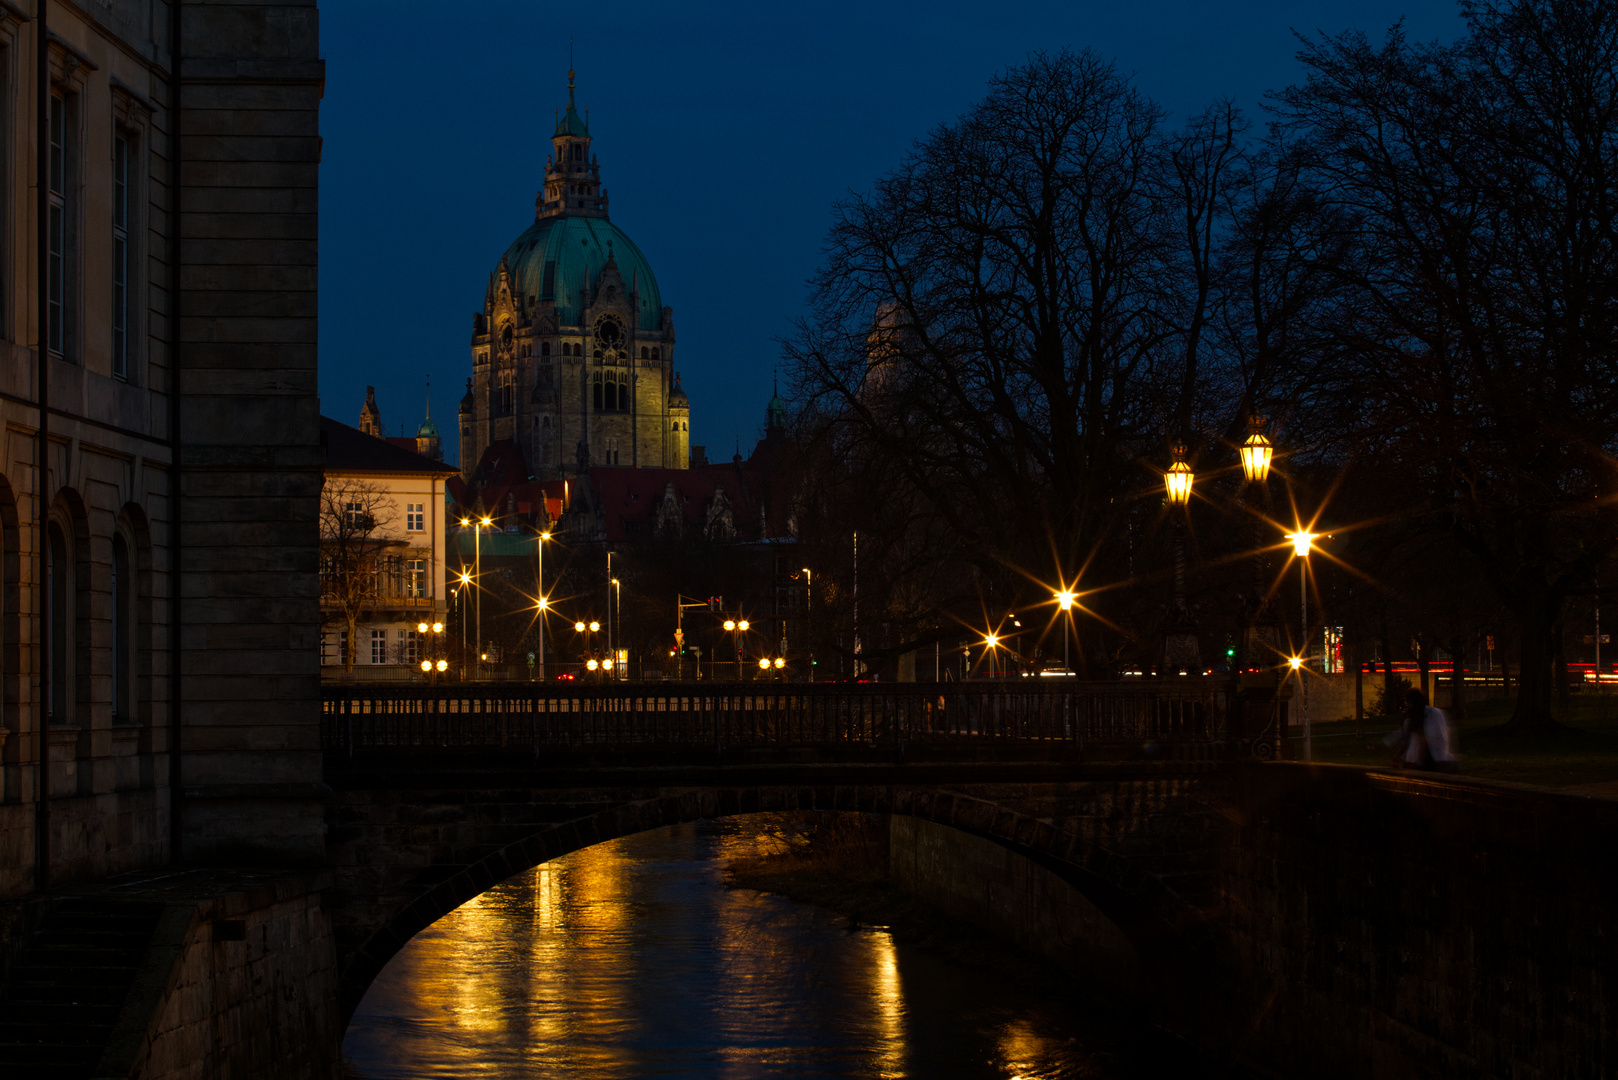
[321, 680, 1226, 754]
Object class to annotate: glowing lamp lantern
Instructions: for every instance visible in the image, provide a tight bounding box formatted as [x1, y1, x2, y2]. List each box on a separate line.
[758, 657, 771, 670]
[1164, 445, 1194, 505]
[1240, 417, 1274, 483]
[420, 660, 432, 673]
[1055, 590, 1075, 611]
[1289, 656, 1303, 671]
[1285, 531, 1319, 558]
[435, 659, 448, 672]
[588, 621, 601, 633]
[602, 657, 614, 671]
[723, 620, 737, 632]
[774, 658, 785, 669]
[586, 659, 599, 671]
[417, 622, 429, 634]
[739, 620, 750, 631]
[431, 622, 443, 634]
[574, 621, 586, 633]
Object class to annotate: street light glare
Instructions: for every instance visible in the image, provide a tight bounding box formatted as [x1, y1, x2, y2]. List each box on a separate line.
[738, 620, 750, 631]
[436, 659, 448, 672]
[417, 622, 429, 634]
[540, 531, 551, 541]
[1285, 531, 1320, 557]
[724, 619, 736, 631]
[759, 657, 771, 669]
[985, 633, 999, 648]
[537, 598, 548, 611]
[480, 517, 493, 527]
[431, 622, 443, 634]
[589, 621, 600, 633]
[574, 621, 586, 633]
[420, 660, 431, 672]
[1289, 656, 1304, 670]
[459, 518, 470, 527]
[1055, 590, 1076, 610]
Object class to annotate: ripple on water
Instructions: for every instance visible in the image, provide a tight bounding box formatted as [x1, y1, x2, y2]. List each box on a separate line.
[342, 818, 1194, 1079]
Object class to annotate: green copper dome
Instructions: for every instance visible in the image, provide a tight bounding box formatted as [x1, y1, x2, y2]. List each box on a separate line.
[494, 216, 663, 332]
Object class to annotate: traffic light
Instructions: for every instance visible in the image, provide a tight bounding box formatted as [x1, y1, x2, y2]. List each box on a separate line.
[709, 596, 723, 613]
[1226, 646, 1236, 658]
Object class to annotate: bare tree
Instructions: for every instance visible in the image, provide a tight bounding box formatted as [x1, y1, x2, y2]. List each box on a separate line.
[320, 478, 401, 672]
[787, 50, 1250, 669]
[1275, 0, 1618, 731]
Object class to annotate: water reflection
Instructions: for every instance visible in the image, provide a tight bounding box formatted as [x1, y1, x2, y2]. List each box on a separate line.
[344, 819, 1191, 1079]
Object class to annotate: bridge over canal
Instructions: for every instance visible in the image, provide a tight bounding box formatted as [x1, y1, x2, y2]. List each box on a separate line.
[320, 680, 1236, 1022]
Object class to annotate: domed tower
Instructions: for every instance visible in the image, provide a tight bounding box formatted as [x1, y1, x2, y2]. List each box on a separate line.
[465, 69, 683, 482]
[668, 372, 690, 467]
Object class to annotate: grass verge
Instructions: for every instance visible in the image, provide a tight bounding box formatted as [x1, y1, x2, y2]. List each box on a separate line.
[1305, 693, 1618, 791]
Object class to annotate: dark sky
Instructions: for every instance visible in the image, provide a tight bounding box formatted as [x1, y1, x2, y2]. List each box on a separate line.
[318, 0, 1465, 464]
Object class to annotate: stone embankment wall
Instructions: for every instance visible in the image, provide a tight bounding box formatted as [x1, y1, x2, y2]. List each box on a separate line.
[889, 815, 1141, 997]
[888, 765, 1616, 1079]
[100, 873, 340, 1080]
[1222, 765, 1615, 1080]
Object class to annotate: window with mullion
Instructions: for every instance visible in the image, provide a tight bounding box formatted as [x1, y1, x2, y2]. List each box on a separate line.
[47, 93, 66, 356]
[112, 134, 128, 380]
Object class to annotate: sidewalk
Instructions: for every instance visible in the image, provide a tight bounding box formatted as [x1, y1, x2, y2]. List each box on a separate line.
[1303, 695, 1618, 792]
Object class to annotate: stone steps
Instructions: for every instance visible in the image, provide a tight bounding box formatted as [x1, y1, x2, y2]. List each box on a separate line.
[0, 899, 164, 1078]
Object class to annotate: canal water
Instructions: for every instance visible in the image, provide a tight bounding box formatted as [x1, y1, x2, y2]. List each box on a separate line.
[342, 819, 1199, 1079]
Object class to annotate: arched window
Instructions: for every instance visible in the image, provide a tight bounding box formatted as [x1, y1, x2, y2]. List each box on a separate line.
[47, 523, 67, 723]
[618, 381, 630, 411]
[592, 373, 602, 411]
[672, 421, 679, 432]
[640, 347, 648, 360]
[541, 342, 550, 357]
[593, 348, 603, 360]
[112, 534, 130, 723]
[651, 347, 660, 361]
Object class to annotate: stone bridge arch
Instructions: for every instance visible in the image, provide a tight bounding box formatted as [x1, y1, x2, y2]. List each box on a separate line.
[328, 772, 1226, 1024]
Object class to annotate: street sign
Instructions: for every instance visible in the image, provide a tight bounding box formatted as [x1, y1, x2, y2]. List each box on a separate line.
[527, 652, 536, 666]
[1486, 636, 1495, 650]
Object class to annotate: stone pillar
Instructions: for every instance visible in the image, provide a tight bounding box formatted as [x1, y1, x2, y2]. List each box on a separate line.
[175, 1, 325, 863]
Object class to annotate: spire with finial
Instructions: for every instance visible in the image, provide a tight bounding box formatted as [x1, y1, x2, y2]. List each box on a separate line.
[539, 61, 605, 221]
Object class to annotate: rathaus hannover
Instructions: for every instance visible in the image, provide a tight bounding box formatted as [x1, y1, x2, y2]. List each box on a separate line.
[458, 71, 690, 482]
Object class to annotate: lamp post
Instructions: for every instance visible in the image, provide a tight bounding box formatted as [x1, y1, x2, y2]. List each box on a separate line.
[605, 551, 614, 683]
[536, 531, 551, 681]
[416, 620, 444, 680]
[1055, 589, 1076, 675]
[461, 516, 492, 679]
[1284, 529, 1320, 762]
[455, 570, 472, 679]
[1239, 417, 1275, 671]
[1163, 445, 1195, 676]
[611, 577, 621, 680]
[723, 618, 750, 680]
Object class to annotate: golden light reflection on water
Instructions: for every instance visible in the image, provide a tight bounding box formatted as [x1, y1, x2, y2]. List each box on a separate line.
[344, 819, 1184, 1079]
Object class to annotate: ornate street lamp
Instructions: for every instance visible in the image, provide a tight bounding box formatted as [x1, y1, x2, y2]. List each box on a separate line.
[1164, 444, 1194, 505]
[1239, 416, 1273, 483]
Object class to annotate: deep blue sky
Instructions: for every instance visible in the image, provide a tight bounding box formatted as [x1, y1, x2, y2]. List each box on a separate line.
[318, 0, 1465, 465]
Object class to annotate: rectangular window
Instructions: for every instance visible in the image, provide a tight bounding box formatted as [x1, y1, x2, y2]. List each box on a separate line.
[112, 133, 128, 380]
[406, 503, 424, 531]
[345, 500, 366, 529]
[370, 629, 388, 665]
[47, 93, 66, 356]
[399, 628, 419, 665]
[407, 558, 426, 598]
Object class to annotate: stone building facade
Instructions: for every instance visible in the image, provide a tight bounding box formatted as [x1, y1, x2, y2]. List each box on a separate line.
[459, 71, 690, 483]
[0, 1, 324, 898]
